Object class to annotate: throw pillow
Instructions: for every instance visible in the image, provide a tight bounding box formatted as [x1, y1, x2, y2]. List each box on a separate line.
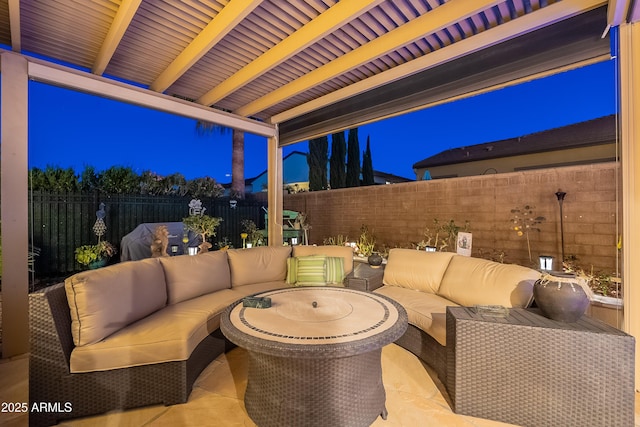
[286, 257, 298, 284]
[325, 256, 345, 284]
[294, 255, 327, 286]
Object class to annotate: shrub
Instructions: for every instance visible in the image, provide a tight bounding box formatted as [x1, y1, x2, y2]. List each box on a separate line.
[187, 177, 224, 198]
[29, 166, 79, 192]
[101, 166, 140, 194]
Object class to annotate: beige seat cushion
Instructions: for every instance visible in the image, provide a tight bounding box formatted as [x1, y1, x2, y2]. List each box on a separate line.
[69, 289, 241, 373]
[65, 258, 167, 346]
[160, 251, 231, 304]
[375, 286, 456, 346]
[293, 245, 354, 275]
[227, 246, 292, 287]
[383, 248, 454, 294]
[228, 281, 291, 298]
[438, 255, 540, 308]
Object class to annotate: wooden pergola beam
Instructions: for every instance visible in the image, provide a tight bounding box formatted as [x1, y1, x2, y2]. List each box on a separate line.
[196, 0, 384, 107]
[93, 0, 143, 75]
[150, 0, 262, 93]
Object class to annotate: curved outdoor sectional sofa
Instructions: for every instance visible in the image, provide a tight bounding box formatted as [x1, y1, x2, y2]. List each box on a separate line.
[29, 245, 539, 426]
[374, 248, 540, 383]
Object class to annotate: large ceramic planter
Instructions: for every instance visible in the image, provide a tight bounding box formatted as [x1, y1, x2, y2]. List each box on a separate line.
[533, 273, 590, 322]
[589, 295, 624, 329]
[367, 252, 383, 268]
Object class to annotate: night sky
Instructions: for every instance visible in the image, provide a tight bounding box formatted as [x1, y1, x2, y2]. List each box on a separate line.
[24, 60, 615, 183]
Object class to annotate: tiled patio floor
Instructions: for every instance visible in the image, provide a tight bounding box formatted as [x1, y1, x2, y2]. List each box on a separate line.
[1, 344, 639, 427]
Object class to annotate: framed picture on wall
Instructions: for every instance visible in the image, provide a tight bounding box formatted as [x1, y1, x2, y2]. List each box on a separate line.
[457, 232, 472, 257]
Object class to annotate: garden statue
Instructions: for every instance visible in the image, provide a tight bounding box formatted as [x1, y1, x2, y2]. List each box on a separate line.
[76, 202, 117, 269]
[92, 202, 107, 239]
[150, 225, 169, 257]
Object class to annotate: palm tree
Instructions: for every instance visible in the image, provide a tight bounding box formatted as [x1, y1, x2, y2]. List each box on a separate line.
[196, 122, 245, 199]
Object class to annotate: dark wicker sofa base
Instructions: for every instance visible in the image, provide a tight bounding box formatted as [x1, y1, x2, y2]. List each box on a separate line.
[29, 283, 231, 427]
[394, 323, 447, 387]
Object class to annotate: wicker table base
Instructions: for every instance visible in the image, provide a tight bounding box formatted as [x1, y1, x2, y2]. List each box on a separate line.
[245, 348, 386, 427]
[446, 307, 635, 427]
[221, 287, 407, 427]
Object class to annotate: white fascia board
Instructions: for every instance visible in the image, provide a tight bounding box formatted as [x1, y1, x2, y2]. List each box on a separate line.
[25, 57, 276, 138]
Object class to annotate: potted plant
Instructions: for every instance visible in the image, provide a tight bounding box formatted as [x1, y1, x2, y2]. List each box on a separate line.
[75, 240, 117, 269]
[357, 225, 377, 264]
[416, 218, 471, 252]
[240, 219, 263, 247]
[182, 214, 223, 253]
[563, 256, 624, 328]
[510, 205, 545, 266]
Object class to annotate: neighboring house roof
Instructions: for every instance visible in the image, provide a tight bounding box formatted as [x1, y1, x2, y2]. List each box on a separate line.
[222, 150, 308, 187]
[412, 115, 616, 170]
[372, 170, 413, 184]
[254, 150, 309, 182]
[227, 151, 413, 191]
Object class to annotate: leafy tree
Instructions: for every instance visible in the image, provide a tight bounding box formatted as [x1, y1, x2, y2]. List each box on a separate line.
[362, 135, 375, 186]
[29, 166, 79, 192]
[29, 167, 48, 191]
[346, 128, 360, 187]
[139, 171, 188, 196]
[161, 173, 188, 196]
[80, 166, 101, 193]
[186, 177, 225, 198]
[101, 166, 140, 194]
[329, 131, 346, 189]
[307, 135, 328, 191]
[139, 170, 164, 195]
[182, 214, 223, 252]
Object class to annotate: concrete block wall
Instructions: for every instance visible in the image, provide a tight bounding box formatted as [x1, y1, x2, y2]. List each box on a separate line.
[284, 162, 620, 274]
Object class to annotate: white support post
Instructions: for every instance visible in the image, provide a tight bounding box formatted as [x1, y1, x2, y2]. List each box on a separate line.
[267, 129, 283, 246]
[619, 21, 640, 391]
[1, 51, 30, 356]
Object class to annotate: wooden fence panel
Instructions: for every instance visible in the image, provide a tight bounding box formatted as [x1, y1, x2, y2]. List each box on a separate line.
[28, 192, 267, 277]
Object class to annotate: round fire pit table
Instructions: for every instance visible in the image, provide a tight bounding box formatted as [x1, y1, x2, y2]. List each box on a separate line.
[221, 287, 408, 427]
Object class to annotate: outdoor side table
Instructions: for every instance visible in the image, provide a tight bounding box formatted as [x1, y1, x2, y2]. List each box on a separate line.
[345, 262, 385, 291]
[446, 306, 635, 427]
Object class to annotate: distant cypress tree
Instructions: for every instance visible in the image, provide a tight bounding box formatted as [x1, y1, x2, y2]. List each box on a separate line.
[346, 128, 360, 187]
[362, 135, 375, 186]
[307, 136, 328, 191]
[329, 131, 346, 189]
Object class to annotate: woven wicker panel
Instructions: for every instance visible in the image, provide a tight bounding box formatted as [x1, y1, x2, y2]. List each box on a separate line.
[245, 349, 386, 427]
[446, 307, 635, 427]
[394, 323, 447, 385]
[345, 263, 384, 292]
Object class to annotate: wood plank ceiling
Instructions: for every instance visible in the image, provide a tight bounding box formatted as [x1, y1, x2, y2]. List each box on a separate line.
[0, 0, 630, 144]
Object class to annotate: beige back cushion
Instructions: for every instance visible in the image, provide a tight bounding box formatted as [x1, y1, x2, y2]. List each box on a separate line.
[65, 258, 167, 346]
[438, 256, 541, 307]
[159, 251, 231, 304]
[293, 245, 354, 275]
[227, 246, 292, 287]
[383, 248, 454, 294]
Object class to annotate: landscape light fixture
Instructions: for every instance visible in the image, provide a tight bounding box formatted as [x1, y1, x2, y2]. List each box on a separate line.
[539, 255, 553, 271]
[555, 190, 567, 264]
